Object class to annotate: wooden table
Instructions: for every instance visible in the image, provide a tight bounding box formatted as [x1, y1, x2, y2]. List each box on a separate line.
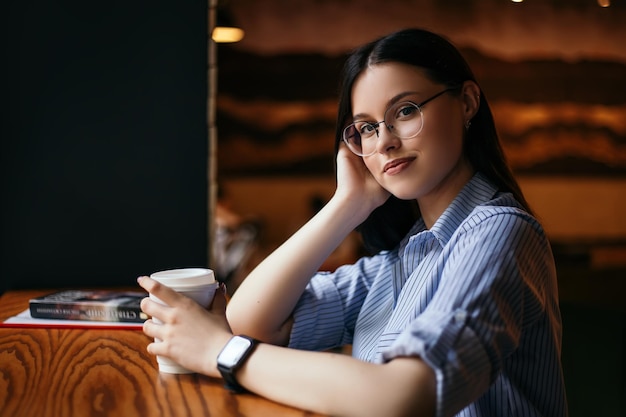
[0, 290, 324, 417]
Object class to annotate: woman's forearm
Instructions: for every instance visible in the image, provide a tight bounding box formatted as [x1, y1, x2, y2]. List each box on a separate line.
[237, 343, 436, 417]
[226, 193, 370, 344]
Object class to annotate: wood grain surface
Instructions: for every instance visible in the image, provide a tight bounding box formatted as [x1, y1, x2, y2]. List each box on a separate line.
[0, 290, 323, 417]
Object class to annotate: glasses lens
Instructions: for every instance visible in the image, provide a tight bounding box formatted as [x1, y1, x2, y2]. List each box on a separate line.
[343, 124, 361, 155]
[385, 102, 422, 139]
[344, 122, 380, 156]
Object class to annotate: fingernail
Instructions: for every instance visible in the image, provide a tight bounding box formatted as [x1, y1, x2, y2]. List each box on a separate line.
[137, 276, 143, 283]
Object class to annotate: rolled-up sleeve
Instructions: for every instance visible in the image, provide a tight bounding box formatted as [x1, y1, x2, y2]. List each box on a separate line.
[382, 308, 492, 417]
[288, 273, 345, 351]
[289, 255, 387, 352]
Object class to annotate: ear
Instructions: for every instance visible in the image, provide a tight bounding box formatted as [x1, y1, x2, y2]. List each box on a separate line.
[460, 80, 481, 124]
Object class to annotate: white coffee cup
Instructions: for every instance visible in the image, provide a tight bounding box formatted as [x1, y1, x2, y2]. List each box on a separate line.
[149, 267, 219, 374]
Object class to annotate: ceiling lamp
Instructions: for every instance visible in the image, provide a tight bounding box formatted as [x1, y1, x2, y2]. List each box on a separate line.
[212, 8, 244, 43]
[597, 0, 610, 7]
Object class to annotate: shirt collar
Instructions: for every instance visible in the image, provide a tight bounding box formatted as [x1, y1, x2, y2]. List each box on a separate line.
[429, 172, 499, 245]
[401, 172, 499, 250]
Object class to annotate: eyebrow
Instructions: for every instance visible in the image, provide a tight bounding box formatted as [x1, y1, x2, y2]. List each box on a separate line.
[352, 91, 421, 121]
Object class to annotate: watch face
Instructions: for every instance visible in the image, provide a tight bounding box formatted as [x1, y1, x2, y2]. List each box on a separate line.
[219, 336, 253, 367]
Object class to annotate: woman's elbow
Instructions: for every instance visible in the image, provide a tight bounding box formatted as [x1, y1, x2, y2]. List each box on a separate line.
[225, 302, 249, 334]
[225, 303, 292, 345]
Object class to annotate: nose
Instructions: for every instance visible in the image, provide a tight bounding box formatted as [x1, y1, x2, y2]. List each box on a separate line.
[374, 122, 401, 154]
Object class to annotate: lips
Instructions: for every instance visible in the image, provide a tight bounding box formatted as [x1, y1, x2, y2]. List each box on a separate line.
[383, 157, 416, 174]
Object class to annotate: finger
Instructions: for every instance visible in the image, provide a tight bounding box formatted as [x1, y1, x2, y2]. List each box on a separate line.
[142, 318, 162, 339]
[146, 340, 167, 357]
[140, 296, 169, 321]
[137, 276, 180, 306]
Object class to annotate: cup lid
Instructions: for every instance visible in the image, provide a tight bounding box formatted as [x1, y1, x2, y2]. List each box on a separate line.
[150, 268, 216, 287]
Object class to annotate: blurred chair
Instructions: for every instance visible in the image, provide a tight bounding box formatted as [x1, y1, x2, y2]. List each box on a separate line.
[213, 219, 261, 285]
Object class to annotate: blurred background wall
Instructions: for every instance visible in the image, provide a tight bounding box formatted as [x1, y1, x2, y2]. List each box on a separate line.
[217, 0, 625, 298]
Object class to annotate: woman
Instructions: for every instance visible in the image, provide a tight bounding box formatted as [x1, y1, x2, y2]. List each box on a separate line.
[138, 28, 568, 417]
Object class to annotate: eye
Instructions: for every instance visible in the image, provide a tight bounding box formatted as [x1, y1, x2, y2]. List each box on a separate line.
[356, 122, 377, 137]
[393, 103, 419, 121]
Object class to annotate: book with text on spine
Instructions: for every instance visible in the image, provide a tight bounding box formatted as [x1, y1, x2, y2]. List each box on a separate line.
[29, 290, 148, 323]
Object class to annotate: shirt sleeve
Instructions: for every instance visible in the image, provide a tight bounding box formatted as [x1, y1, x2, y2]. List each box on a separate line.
[382, 209, 555, 417]
[289, 253, 387, 351]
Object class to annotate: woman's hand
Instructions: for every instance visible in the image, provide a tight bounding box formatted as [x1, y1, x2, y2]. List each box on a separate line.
[335, 145, 390, 214]
[138, 276, 233, 377]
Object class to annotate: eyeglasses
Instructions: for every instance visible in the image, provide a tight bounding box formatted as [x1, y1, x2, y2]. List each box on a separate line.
[342, 87, 457, 157]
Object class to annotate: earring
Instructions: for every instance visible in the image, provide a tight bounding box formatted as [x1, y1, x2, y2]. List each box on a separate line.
[465, 120, 472, 130]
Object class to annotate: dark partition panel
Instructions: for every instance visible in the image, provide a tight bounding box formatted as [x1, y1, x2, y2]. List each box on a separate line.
[1, 1, 208, 293]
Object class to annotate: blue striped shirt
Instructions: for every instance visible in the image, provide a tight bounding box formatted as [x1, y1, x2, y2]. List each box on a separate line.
[289, 173, 568, 417]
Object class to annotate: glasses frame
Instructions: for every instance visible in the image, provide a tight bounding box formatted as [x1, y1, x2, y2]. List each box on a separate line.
[342, 86, 459, 157]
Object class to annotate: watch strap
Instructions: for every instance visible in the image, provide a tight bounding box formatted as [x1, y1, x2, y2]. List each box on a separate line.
[218, 363, 248, 393]
[217, 335, 258, 393]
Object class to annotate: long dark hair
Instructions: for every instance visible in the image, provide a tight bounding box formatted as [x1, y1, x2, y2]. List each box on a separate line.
[334, 28, 531, 254]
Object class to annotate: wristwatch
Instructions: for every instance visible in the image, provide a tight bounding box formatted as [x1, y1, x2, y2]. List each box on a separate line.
[216, 335, 258, 393]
